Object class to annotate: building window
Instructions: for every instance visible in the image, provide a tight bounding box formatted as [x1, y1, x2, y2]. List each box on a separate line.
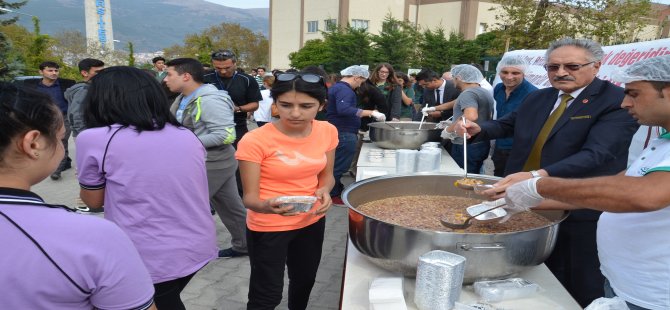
[351, 19, 369, 31]
[479, 23, 488, 34]
[324, 19, 337, 31]
[307, 20, 318, 33]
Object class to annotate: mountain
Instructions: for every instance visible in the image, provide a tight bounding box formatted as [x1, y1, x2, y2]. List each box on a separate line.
[14, 0, 269, 52]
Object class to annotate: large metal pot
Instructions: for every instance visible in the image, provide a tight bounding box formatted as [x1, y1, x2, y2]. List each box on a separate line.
[343, 174, 568, 283]
[368, 121, 441, 149]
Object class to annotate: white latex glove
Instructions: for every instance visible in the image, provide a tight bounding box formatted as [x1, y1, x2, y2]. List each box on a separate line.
[500, 177, 544, 223]
[421, 106, 436, 113]
[371, 110, 386, 122]
[440, 128, 458, 140]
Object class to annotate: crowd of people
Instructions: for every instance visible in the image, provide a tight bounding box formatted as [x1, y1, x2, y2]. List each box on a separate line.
[2, 37, 669, 310]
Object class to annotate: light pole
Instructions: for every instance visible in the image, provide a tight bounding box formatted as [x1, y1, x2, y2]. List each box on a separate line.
[0, 7, 36, 18]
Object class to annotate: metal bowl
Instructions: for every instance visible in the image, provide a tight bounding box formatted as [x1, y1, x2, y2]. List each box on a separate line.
[368, 121, 442, 149]
[343, 173, 568, 283]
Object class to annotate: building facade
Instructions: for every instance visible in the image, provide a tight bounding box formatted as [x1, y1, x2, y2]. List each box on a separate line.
[269, 0, 501, 70]
[269, 0, 670, 70]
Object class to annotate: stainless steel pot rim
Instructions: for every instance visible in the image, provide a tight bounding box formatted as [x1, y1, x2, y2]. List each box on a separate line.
[343, 173, 564, 235]
[368, 121, 441, 131]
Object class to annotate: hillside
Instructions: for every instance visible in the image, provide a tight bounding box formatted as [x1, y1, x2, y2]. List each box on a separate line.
[14, 0, 269, 52]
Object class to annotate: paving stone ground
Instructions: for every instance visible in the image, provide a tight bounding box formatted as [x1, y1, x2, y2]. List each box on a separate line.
[32, 130, 493, 310]
[32, 135, 350, 310]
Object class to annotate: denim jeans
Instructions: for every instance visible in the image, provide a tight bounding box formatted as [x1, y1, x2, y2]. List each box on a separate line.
[603, 278, 650, 310]
[331, 131, 358, 197]
[451, 141, 490, 174]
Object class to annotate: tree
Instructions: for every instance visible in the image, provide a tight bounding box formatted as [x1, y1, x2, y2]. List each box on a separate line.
[321, 25, 372, 72]
[0, 0, 27, 79]
[288, 39, 330, 69]
[370, 14, 420, 72]
[127, 42, 135, 67]
[490, 0, 652, 50]
[164, 22, 268, 69]
[417, 27, 451, 72]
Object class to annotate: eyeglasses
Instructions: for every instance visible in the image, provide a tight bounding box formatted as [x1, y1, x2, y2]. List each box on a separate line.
[544, 61, 595, 72]
[276, 73, 325, 86]
[211, 50, 235, 60]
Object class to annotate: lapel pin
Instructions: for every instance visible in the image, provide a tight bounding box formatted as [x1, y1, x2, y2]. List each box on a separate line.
[582, 99, 589, 104]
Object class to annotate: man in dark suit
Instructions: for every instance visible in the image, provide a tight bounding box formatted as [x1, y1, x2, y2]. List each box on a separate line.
[460, 38, 639, 307]
[23, 61, 76, 180]
[414, 68, 460, 122]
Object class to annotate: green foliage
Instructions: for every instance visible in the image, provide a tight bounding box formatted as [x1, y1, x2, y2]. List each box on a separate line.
[417, 27, 451, 72]
[127, 42, 135, 67]
[0, 0, 27, 26]
[288, 39, 330, 69]
[370, 14, 420, 72]
[490, 0, 653, 50]
[321, 25, 372, 72]
[164, 22, 268, 69]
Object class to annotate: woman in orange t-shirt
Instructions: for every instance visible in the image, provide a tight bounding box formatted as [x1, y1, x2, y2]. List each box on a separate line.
[235, 71, 338, 310]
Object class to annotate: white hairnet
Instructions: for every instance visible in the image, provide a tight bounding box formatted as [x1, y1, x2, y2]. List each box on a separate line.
[496, 56, 528, 74]
[613, 55, 670, 84]
[340, 65, 370, 79]
[451, 64, 483, 83]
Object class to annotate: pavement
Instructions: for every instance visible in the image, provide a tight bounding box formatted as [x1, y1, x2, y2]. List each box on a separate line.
[32, 135, 352, 310]
[32, 130, 494, 310]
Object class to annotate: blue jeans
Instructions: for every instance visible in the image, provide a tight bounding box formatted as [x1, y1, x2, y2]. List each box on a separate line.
[603, 278, 650, 310]
[331, 132, 358, 197]
[451, 141, 490, 174]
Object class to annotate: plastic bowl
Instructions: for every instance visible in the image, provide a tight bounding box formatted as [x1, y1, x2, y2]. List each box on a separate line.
[276, 196, 317, 214]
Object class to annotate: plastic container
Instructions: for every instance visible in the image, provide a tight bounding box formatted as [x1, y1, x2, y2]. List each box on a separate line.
[473, 278, 540, 302]
[275, 196, 317, 214]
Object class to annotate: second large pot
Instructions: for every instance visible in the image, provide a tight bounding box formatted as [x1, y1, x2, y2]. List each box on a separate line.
[343, 174, 568, 283]
[368, 121, 441, 149]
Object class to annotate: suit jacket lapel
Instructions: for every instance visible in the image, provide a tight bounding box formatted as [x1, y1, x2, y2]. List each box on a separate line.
[548, 78, 603, 139]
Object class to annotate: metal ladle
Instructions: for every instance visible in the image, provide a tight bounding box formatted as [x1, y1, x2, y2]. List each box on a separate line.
[454, 117, 476, 190]
[440, 199, 507, 230]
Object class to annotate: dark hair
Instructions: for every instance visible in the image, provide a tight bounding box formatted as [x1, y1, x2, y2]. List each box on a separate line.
[152, 56, 166, 64]
[301, 65, 328, 80]
[415, 68, 440, 82]
[285, 68, 298, 73]
[0, 82, 63, 164]
[210, 49, 237, 62]
[83, 66, 180, 132]
[166, 58, 204, 83]
[39, 61, 60, 70]
[651, 81, 670, 96]
[270, 71, 328, 105]
[396, 72, 410, 87]
[78, 58, 105, 72]
[257, 67, 266, 71]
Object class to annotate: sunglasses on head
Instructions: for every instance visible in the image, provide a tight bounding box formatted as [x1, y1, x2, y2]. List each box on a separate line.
[276, 73, 325, 86]
[544, 61, 595, 72]
[211, 50, 235, 59]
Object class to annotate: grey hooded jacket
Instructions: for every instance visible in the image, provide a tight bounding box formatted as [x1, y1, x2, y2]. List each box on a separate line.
[170, 84, 237, 169]
[64, 82, 89, 137]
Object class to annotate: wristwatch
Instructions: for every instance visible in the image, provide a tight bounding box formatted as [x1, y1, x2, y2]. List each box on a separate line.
[529, 170, 541, 178]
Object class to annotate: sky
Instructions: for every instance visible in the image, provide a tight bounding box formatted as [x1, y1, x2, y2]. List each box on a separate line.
[204, 0, 269, 9]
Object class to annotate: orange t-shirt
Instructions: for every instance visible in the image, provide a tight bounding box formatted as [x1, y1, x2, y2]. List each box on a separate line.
[235, 120, 339, 232]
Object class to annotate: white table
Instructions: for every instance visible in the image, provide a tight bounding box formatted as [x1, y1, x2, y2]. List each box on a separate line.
[346, 142, 580, 309]
[341, 240, 581, 310]
[356, 142, 463, 181]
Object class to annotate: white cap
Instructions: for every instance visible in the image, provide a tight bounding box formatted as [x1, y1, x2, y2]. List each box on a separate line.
[340, 65, 370, 79]
[451, 64, 484, 83]
[496, 56, 528, 74]
[613, 55, 670, 84]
